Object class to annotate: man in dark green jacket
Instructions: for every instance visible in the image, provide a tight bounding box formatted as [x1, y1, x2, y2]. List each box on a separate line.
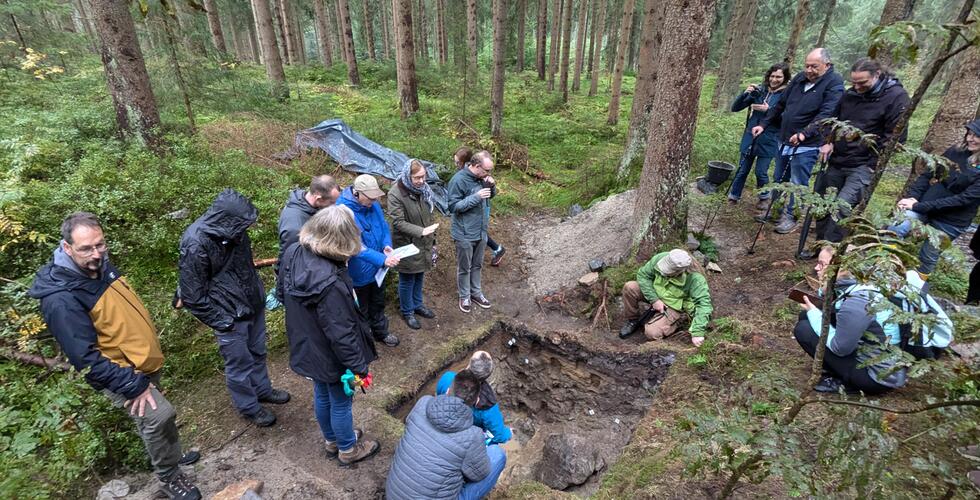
[620, 249, 713, 346]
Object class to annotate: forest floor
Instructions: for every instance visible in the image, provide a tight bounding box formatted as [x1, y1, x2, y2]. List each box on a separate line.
[118, 180, 979, 499]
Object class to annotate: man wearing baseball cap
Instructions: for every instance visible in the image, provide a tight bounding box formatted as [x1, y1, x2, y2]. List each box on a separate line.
[337, 174, 401, 347]
[619, 249, 713, 346]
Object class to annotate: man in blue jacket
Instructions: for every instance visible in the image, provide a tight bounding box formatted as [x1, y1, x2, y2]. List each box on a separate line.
[336, 174, 401, 347]
[753, 47, 845, 234]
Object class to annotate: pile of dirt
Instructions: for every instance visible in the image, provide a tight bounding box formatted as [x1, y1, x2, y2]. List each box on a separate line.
[523, 190, 637, 296]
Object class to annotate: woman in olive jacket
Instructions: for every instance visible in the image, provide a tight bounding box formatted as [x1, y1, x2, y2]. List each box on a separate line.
[388, 159, 438, 329]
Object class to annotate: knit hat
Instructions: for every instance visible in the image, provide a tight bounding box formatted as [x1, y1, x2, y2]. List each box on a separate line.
[656, 249, 693, 276]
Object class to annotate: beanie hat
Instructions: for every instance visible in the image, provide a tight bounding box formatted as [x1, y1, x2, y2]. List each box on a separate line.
[656, 249, 693, 276]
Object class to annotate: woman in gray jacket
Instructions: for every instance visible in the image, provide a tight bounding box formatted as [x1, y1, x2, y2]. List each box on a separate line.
[389, 159, 439, 329]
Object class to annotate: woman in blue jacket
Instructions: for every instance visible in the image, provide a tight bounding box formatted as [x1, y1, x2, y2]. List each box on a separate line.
[728, 63, 791, 213]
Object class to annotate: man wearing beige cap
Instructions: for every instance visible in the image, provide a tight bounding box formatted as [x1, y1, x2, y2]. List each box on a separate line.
[619, 249, 713, 346]
[336, 174, 401, 347]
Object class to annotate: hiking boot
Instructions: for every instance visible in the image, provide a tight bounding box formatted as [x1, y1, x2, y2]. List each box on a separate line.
[459, 298, 471, 313]
[243, 406, 276, 427]
[258, 388, 291, 405]
[158, 473, 201, 500]
[969, 470, 980, 494]
[471, 294, 492, 309]
[958, 445, 980, 461]
[814, 376, 843, 393]
[177, 451, 200, 466]
[774, 215, 798, 234]
[490, 245, 506, 266]
[756, 198, 770, 212]
[376, 332, 400, 347]
[325, 428, 363, 458]
[338, 437, 380, 466]
[414, 305, 436, 319]
[727, 197, 739, 206]
[403, 313, 421, 330]
[797, 248, 818, 260]
[619, 320, 639, 339]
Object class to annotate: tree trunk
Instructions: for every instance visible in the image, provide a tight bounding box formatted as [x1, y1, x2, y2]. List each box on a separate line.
[466, 0, 478, 81]
[783, 0, 810, 65]
[382, 0, 393, 59]
[606, 0, 635, 125]
[436, 0, 447, 63]
[203, 0, 228, 56]
[419, 0, 430, 61]
[247, 13, 262, 63]
[90, 0, 162, 148]
[394, 0, 420, 117]
[547, 0, 561, 90]
[491, 0, 507, 137]
[815, 0, 836, 48]
[517, 0, 527, 72]
[873, 0, 917, 68]
[586, 0, 598, 76]
[631, 0, 716, 258]
[559, 0, 574, 100]
[338, 0, 360, 84]
[626, 0, 641, 71]
[272, 0, 290, 62]
[572, 0, 589, 92]
[251, 0, 289, 98]
[278, 0, 299, 63]
[710, 0, 758, 109]
[362, 0, 376, 60]
[902, 46, 980, 193]
[291, 1, 306, 64]
[536, 0, 547, 79]
[618, 0, 666, 176]
[160, 14, 196, 133]
[605, 0, 618, 72]
[588, 0, 606, 96]
[332, 0, 346, 64]
[314, 0, 335, 66]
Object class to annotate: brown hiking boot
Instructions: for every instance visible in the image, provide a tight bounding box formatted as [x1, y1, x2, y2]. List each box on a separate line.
[338, 437, 380, 466]
[325, 429, 363, 458]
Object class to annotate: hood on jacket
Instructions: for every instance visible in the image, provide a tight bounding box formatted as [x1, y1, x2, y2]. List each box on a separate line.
[284, 188, 317, 217]
[337, 186, 375, 214]
[425, 395, 474, 433]
[29, 245, 110, 300]
[280, 244, 340, 300]
[198, 189, 258, 240]
[847, 76, 903, 100]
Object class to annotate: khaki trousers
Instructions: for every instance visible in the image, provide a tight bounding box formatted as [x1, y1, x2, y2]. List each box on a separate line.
[622, 281, 687, 341]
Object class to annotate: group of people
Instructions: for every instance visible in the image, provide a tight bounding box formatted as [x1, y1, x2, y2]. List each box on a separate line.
[28, 145, 512, 499]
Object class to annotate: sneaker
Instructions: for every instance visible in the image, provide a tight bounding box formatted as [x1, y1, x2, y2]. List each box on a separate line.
[177, 451, 201, 466]
[814, 376, 843, 393]
[459, 298, 471, 313]
[471, 294, 491, 309]
[402, 313, 421, 330]
[414, 305, 436, 319]
[619, 320, 639, 339]
[258, 388, 291, 404]
[243, 406, 276, 427]
[490, 246, 506, 266]
[376, 332, 400, 347]
[158, 473, 201, 500]
[338, 437, 380, 466]
[958, 445, 980, 462]
[774, 215, 798, 234]
[325, 428, 363, 458]
[797, 248, 818, 260]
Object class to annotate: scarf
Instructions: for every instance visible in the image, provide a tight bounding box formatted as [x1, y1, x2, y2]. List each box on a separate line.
[399, 159, 435, 213]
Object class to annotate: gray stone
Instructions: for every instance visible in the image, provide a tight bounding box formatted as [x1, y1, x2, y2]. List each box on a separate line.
[569, 204, 584, 217]
[588, 259, 606, 273]
[686, 233, 701, 251]
[536, 433, 604, 490]
[164, 208, 190, 220]
[96, 480, 129, 500]
[707, 262, 722, 273]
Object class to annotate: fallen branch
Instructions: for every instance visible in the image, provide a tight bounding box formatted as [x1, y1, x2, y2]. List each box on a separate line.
[590, 280, 610, 330]
[0, 349, 71, 371]
[253, 258, 277, 269]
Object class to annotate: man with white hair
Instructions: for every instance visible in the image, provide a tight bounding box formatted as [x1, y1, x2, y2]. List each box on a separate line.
[619, 249, 713, 346]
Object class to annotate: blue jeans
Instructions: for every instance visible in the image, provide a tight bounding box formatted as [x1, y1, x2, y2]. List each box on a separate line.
[729, 154, 774, 200]
[458, 445, 507, 500]
[313, 380, 357, 450]
[214, 309, 273, 416]
[397, 272, 425, 315]
[887, 211, 966, 274]
[772, 149, 819, 217]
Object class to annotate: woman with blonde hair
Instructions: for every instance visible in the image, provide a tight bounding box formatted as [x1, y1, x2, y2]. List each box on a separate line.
[389, 159, 438, 329]
[278, 205, 380, 466]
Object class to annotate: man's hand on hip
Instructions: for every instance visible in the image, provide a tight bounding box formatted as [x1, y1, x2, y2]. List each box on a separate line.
[125, 384, 158, 417]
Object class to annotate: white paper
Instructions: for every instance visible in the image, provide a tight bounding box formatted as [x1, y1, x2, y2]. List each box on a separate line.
[374, 244, 420, 286]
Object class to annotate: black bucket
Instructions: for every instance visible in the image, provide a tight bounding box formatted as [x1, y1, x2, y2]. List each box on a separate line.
[706, 161, 736, 185]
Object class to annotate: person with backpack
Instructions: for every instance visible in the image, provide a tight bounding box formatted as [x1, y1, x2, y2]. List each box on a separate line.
[884, 270, 954, 360]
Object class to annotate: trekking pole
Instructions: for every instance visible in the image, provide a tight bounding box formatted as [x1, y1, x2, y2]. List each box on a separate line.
[748, 144, 797, 255]
[702, 137, 757, 233]
[795, 156, 829, 259]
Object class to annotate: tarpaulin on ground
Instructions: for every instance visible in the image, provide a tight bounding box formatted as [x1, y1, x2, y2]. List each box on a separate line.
[279, 118, 450, 215]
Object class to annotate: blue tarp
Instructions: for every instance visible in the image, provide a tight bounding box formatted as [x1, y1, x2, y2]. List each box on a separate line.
[281, 119, 451, 215]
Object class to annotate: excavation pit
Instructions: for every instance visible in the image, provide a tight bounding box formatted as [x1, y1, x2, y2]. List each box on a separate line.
[389, 323, 675, 495]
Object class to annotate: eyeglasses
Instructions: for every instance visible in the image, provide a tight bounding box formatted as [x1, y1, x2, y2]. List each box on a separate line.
[410, 174, 427, 181]
[72, 242, 108, 257]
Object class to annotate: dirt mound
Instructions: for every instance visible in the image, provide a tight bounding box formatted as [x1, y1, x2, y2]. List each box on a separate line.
[523, 190, 637, 296]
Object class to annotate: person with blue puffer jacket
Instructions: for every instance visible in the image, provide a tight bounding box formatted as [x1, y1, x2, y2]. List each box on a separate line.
[435, 351, 512, 445]
[336, 174, 401, 348]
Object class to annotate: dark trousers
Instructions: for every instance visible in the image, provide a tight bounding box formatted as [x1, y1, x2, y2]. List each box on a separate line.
[793, 314, 890, 395]
[814, 165, 872, 242]
[354, 281, 389, 339]
[214, 310, 273, 416]
[486, 235, 500, 253]
[968, 261, 980, 305]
